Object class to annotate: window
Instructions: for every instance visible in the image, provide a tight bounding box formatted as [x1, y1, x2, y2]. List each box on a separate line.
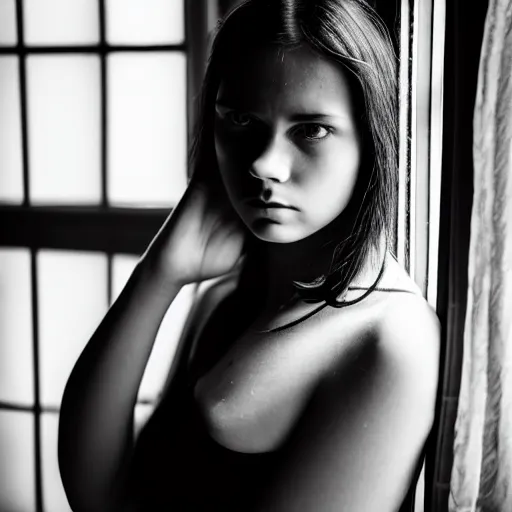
[398, 0, 445, 310]
[396, 0, 446, 509]
[0, 1, 445, 511]
[0, 1, 213, 510]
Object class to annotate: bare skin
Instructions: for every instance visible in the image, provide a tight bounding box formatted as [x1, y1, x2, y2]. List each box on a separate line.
[58, 43, 440, 512]
[123, 255, 439, 511]
[58, 172, 247, 511]
[193, 255, 426, 455]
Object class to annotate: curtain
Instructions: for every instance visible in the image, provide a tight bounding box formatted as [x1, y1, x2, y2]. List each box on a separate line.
[449, 0, 512, 509]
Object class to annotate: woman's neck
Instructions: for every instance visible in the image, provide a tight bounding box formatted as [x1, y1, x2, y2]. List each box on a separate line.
[251, 231, 387, 313]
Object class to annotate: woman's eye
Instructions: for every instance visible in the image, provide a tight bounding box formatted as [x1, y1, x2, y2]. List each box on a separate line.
[296, 124, 331, 141]
[227, 111, 253, 127]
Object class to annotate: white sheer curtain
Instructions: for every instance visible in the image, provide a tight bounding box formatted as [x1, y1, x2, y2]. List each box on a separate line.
[449, 0, 512, 509]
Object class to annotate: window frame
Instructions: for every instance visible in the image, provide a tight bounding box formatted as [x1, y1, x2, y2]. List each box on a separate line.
[0, 2, 213, 511]
[0, 1, 449, 511]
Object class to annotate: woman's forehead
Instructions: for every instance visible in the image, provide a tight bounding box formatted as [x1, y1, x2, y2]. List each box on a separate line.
[217, 44, 356, 119]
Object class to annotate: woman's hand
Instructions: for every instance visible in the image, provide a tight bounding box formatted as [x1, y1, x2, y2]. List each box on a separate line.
[142, 169, 247, 288]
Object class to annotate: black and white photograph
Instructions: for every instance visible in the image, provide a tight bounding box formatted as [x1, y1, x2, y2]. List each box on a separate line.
[0, 0, 510, 511]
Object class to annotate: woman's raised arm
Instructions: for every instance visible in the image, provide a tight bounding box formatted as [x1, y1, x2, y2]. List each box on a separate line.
[58, 177, 246, 512]
[58, 257, 181, 512]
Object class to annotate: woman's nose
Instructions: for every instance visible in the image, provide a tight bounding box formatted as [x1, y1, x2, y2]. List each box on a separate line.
[249, 136, 292, 183]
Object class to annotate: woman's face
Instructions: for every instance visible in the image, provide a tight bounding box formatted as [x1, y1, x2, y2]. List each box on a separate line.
[214, 44, 362, 244]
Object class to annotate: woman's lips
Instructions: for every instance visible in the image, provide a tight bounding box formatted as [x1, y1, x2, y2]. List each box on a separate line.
[246, 198, 298, 210]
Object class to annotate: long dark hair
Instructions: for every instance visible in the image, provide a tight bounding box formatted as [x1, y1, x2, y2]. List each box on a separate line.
[189, 0, 398, 314]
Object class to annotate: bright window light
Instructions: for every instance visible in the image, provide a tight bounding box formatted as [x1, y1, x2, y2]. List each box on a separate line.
[107, 52, 187, 207]
[0, 57, 24, 204]
[0, 249, 34, 406]
[112, 254, 195, 402]
[41, 414, 72, 512]
[134, 403, 155, 439]
[0, 0, 17, 45]
[106, 0, 185, 45]
[111, 253, 139, 304]
[27, 55, 102, 205]
[0, 410, 35, 512]
[138, 283, 195, 402]
[38, 250, 108, 408]
[23, 0, 99, 45]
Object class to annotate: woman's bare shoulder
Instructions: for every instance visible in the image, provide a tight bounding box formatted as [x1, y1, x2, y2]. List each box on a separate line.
[374, 252, 441, 390]
[252, 282, 441, 511]
[378, 289, 440, 371]
[331, 255, 441, 451]
[367, 281, 441, 435]
[377, 255, 440, 357]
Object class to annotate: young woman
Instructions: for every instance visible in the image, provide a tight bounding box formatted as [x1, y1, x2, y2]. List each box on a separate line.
[58, 1, 440, 510]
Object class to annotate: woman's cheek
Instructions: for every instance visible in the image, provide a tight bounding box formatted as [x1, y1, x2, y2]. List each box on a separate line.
[215, 129, 245, 169]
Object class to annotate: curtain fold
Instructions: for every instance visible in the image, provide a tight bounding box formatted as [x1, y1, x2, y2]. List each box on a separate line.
[449, 0, 512, 509]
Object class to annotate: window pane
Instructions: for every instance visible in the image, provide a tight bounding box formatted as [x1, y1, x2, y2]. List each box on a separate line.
[140, 284, 195, 401]
[106, 0, 184, 45]
[0, 410, 35, 512]
[41, 413, 72, 512]
[108, 52, 187, 207]
[134, 403, 155, 439]
[0, 249, 34, 406]
[38, 250, 108, 407]
[23, 0, 99, 45]
[415, 462, 425, 512]
[27, 55, 101, 205]
[111, 253, 139, 304]
[0, 0, 17, 45]
[112, 254, 195, 402]
[0, 57, 23, 203]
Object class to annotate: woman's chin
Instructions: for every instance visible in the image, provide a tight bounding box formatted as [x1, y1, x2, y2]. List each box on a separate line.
[247, 218, 306, 244]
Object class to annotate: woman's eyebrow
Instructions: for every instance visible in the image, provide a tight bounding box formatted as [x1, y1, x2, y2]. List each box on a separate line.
[215, 100, 237, 110]
[288, 112, 345, 122]
[215, 102, 347, 122]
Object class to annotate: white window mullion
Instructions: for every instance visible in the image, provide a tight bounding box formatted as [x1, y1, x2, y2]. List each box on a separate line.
[427, 0, 446, 309]
[401, 0, 445, 308]
[410, 0, 435, 299]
